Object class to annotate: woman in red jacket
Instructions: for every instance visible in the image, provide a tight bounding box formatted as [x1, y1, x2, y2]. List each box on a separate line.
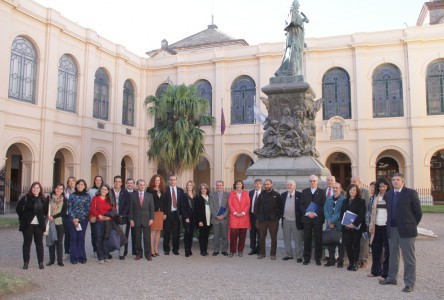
[227, 180, 250, 257]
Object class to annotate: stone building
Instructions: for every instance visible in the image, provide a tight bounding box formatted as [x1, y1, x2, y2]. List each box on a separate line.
[1, 0, 443, 209]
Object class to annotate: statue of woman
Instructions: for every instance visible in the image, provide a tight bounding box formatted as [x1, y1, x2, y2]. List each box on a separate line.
[275, 0, 309, 78]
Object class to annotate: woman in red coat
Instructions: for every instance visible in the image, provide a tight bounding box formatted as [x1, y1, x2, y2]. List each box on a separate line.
[227, 180, 250, 257]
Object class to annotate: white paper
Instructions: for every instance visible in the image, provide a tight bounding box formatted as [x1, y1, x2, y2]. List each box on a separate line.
[76, 223, 82, 231]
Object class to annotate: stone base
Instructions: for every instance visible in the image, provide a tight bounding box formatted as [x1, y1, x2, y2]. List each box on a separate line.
[244, 156, 331, 192]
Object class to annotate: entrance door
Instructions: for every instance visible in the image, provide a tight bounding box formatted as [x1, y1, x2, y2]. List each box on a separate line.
[330, 163, 351, 189]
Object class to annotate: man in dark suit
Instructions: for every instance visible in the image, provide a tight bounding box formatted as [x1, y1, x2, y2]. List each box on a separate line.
[300, 175, 326, 265]
[379, 173, 422, 293]
[125, 178, 136, 256]
[163, 175, 184, 255]
[248, 178, 262, 255]
[110, 175, 131, 260]
[129, 179, 154, 261]
[281, 180, 303, 262]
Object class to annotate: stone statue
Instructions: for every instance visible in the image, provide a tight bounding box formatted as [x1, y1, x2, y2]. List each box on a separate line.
[274, 0, 309, 78]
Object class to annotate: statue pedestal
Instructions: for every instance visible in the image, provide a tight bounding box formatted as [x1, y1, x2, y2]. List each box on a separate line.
[244, 156, 330, 192]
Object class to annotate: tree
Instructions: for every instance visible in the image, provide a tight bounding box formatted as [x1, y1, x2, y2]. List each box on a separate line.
[145, 84, 215, 176]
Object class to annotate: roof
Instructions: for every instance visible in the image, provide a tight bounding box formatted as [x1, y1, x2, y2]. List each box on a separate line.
[146, 24, 248, 57]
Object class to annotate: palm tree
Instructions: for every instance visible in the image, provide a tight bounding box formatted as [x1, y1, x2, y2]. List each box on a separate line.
[145, 84, 215, 176]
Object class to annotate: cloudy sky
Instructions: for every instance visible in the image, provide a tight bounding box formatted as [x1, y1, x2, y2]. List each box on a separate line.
[34, 0, 426, 56]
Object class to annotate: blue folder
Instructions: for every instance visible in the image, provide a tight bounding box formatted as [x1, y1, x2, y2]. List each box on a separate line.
[216, 206, 226, 216]
[306, 201, 319, 213]
[341, 210, 361, 229]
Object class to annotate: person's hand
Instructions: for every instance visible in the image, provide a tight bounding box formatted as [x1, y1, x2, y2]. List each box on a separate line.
[216, 215, 224, 220]
[130, 220, 135, 228]
[369, 227, 374, 234]
[148, 220, 153, 226]
[48, 216, 53, 221]
[98, 215, 105, 221]
[329, 224, 334, 229]
[163, 214, 167, 220]
[185, 218, 190, 223]
[307, 212, 316, 219]
[346, 224, 355, 229]
[73, 218, 79, 224]
[199, 222, 203, 227]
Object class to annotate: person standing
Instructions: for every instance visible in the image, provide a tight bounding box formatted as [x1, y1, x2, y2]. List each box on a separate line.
[88, 175, 104, 259]
[248, 179, 262, 255]
[181, 180, 196, 257]
[323, 182, 346, 268]
[16, 182, 48, 270]
[254, 179, 282, 260]
[130, 179, 155, 261]
[63, 176, 76, 261]
[146, 174, 166, 257]
[45, 183, 67, 267]
[227, 180, 250, 258]
[323, 175, 336, 261]
[341, 184, 366, 271]
[209, 180, 229, 256]
[125, 178, 136, 256]
[163, 175, 183, 255]
[379, 173, 422, 293]
[351, 175, 371, 268]
[68, 179, 91, 265]
[195, 183, 212, 256]
[110, 175, 130, 260]
[281, 180, 303, 263]
[300, 175, 326, 265]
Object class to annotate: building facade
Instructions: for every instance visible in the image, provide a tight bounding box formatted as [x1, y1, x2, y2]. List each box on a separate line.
[1, 0, 443, 209]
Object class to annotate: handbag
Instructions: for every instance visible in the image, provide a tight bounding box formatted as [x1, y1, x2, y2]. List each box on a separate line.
[103, 229, 121, 253]
[89, 198, 97, 223]
[43, 202, 50, 236]
[322, 229, 342, 246]
[46, 221, 58, 247]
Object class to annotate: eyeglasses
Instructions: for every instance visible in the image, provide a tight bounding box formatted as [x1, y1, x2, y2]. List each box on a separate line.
[309, 180, 317, 182]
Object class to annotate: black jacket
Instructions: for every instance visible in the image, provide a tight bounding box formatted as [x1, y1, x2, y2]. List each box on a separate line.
[254, 189, 282, 222]
[16, 194, 48, 232]
[281, 191, 303, 230]
[299, 188, 326, 224]
[340, 197, 366, 232]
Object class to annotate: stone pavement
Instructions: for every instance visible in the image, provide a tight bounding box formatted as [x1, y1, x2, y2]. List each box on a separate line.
[0, 213, 442, 299]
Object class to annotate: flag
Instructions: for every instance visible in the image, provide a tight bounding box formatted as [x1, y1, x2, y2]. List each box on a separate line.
[221, 108, 226, 135]
[254, 102, 267, 124]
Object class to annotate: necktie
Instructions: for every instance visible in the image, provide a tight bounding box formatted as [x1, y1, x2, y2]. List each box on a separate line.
[172, 188, 177, 208]
[327, 188, 332, 198]
[139, 192, 143, 207]
[252, 191, 258, 213]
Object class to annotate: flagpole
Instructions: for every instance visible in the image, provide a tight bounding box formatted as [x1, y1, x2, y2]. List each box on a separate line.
[220, 98, 224, 184]
[254, 95, 257, 151]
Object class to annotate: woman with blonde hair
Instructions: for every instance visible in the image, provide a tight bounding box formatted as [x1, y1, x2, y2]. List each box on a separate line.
[146, 174, 166, 257]
[181, 180, 196, 257]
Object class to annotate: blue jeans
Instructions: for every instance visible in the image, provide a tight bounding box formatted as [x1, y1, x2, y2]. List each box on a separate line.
[68, 218, 88, 263]
[93, 221, 108, 260]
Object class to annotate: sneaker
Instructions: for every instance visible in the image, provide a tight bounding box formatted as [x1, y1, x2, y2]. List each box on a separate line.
[98, 260, 105, 264]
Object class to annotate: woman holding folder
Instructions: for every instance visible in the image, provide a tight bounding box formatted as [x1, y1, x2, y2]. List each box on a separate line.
[194, 183, 212, 256]
[341, 184, 366, 271]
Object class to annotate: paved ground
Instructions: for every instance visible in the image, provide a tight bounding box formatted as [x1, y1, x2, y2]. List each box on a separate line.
[0, 213, 442, 299]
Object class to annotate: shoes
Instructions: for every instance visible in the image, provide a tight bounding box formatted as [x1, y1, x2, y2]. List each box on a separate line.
[323, 256, 330, 261]
[221, 252, 228, 256]
[39, 262, 44, 270]
[135, 256, 142, 260]
[238, 252, 243, 257]
[402, 286, 414, 293]
[359, 261, 367, 268]
[303, 260, 309, 265]
[297, 258, 303, 263]
[315, 260, 321, 266]
[98, 260, 105, 264]
[352, 264, 358, 271]
[257, 255, 265, 259]
[185, 253, 190, 257]
[173, 251, 179, 255]
[367, 273, 376, 277]
[107, 254, 113, 259]
[228, 253, 234, 258]
[119, 256, 125, 260]
[146, 256, 152, 261]
[201, 252, 208, 256]
[337, 262, 344, 268]
[58, 262, 64, 267]
[164, 252, 170, 255]
[71, 261, 78, 265]
[93, 252, 97, 258]
[63, 253, 70, 261]
[248, 250, 257, 255]
[379, 279, 397, 286]
[271, 256, 276, 260]
[324, 261, 335, 267]
[23, 262, 28, 270]
[104, 259, 112, 263]
[79, 260, 86, 264]
[46, 261, 54, 266]
[212, 252, 219, 256]
[282, 257, 293, 261]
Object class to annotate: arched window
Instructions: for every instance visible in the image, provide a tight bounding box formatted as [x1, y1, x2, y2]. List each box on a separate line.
[57, 54, 77, 112]
[426, 59, 444, 115]
[155, 83, 170, 98]
[231, 76, 255, 124]
[372, 64, 403, 117]
[195, 79, 212, 126]
[322, 68, 351, 120]
[9, 36, 37, 103]
[122, 80, 135, 126]
[93, 68, 109, 120]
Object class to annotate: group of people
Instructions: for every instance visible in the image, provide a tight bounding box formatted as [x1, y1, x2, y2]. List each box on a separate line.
[16, 172, 422, 293]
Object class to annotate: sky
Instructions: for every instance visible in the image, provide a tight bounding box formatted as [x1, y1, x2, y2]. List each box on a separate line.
[33, 0, 427, 56]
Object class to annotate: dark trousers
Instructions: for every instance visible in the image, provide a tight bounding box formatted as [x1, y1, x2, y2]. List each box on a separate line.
[93, 221, 107, 260]
[327, 242, 345, 263]
[183, 220, 195, 255]
[343, 228, 361, 265]
[90, 222, 97, 252]
[303, 221, 323, 262]
[198, 225, 210, 253]
[124, 219, 132, 256]
[22, 224, 44, 263]
[48, 224, 65, 263]
[258, 220, 279, 257]
[68, 218, 88, 263]
[62, 214, 70, 254]
[249, 212, 260, 252]
[134, 225, 151, 258]
[163, 212, 180, 253]
[371, 225, 390, 277]
[230, 228, 247, 254]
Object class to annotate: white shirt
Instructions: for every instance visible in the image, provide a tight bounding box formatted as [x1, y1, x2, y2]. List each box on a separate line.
[251, 189, 261, 213]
